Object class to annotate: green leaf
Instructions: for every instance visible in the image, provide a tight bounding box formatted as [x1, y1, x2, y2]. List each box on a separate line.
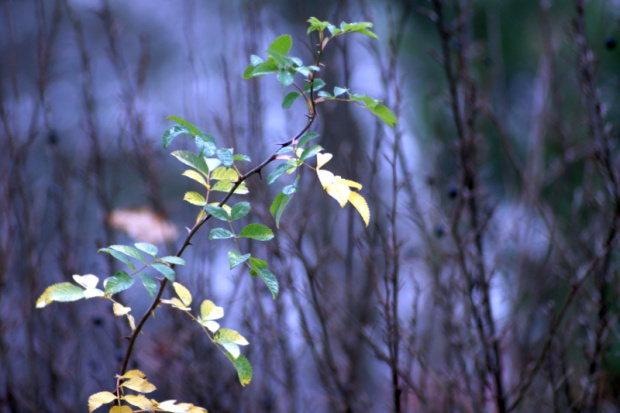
[159, 256, 186, 266]
[216, 148, 234, 167]
[227, 250, 251, 269]
[297, 132, 319, 147]
[135, 242, 158, 257]
[244, 59, 278, 79]
[211, 180, 249, 194]
[151, 263, 175, 282]
[98, 248, 136, 270]
[304, 78, 325, 93]
[211, 167, 238, 181]
[283, 176, 299, 195]
[268, 34, 292, 56]
[205, 205, 230, 221]
[255, 266, 279, 299]
[238, 223, 274, 241]
[276, 70, 295, 88]
[171, 150, 209, 176]
[138, 274, 158, 298]
[36, 282, 85, 308]
[267, 163, 296, 185]
[184, 191, 206, 206]
[282, 92, 300, 109]
[215, 328, 249, 359]
[209, 228, 235, 240]
[109, 245, 145, 262]
[371, 104, 398, 127]
[229, 354, 252, 387]
[307, 17, 330, 34]
[250, 54, 263, 66]
[166, 115, 201, 136]
[104, 271, 135, 296]
[334, 86, 348, 96]
[163, 125, 192, 149]
[233, 154, 251, 162]
[249, 257, 267, 273]
[231, 202, 251, 220]
[195, 133, 217, 157]
[269, 193, 292, 229]
[299, 145, 323, 162]
[205, 158, 222, 172]
[317, 91, 333, 98]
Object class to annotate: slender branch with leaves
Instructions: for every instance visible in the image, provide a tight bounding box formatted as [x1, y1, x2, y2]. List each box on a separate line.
[35, 17, 395, 413]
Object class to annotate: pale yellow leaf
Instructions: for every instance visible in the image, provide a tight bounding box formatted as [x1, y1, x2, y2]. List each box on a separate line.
[348, 191, 370, 227]
[316, 152, 333, 169]
[83, 288, 105, 299]
[127, 314, 136, 331]
[123, 394, 153, 410]
[200, 320, 220, 332]
[211, 167, 238, 181]
[73, 274, 99, 290]
[172, 282, 192, 306]
[122, 369, 146, 380]
[316, 169, 335, 188]
[325, 181, 351, 208]
[113, 303, 131, 316]
[182, 170, 208, 187]
[183, 191, 206, 206]
[121, 370, 156, 393]
[88, 391, 117, 412]
[200, 300, 224, 320]
[161, 297, 191, 311]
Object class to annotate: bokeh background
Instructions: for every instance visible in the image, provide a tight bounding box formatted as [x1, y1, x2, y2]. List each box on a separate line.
[2, 0, 620, 412]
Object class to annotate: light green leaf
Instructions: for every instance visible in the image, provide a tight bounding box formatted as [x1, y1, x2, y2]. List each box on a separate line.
[283, 176, 299, 195]
[215, 328, 249, 359]
[36, 282, 85, 308]
[138, 274, 158, 298]
[238, 223, 274, 241]
[205, 158, 222, 172]
[184, 191, 206, 206]
[104, 271, 135, 296]
[171, 150, 209, 176]
[231, 202, 250, 220]
[211, 167, 238, 181]
[228, 353, 252, 387]
[244, 59, 278, 79]
[267, 163, 296, 185]
[282, 92, 300, 109]
[227, 250, 251, 269]
[233, 154, 251, 162]
[216, 148, 234, 167]
[159, 256, 186, 266]
[209, 228, 235, 240]
[371, 104, 398, 127]
[334, 86, 348, 96]
[277, 70, 295, 88]
[182, 169, 208, 187]
[317, 91, 333, 98]
[195, 133, 217, 157]
[205, 205, 230, 221]
[166, 115, 201, 136]
[173, 282, 192, 306]
[268, 34, 293, 56]
[135, 242, 158, 257]
[269, 193, 292, 229]
[211, 180, 249, 194]
[98, 248, 135, 270]
[151, 263, 175, 282]
[304, 78, 325, 93]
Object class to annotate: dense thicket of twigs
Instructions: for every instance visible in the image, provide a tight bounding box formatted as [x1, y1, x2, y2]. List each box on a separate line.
[1, 1, 619, 412]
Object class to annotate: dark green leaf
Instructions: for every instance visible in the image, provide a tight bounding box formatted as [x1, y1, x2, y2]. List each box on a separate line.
[216, 148, 234, 167]
[249, 257, 267, 275]
[228, 354, 252, 387]
[244, 60, 278, 79]
[205, 205, 230, 221]
[195, 133, 217, 157]
[231, 202, 251, 220]
[209, 228, 235, 240]
[297, 132, 319, 147]
[166, 116, 201, 136]
[267, 163, 296, 185]
[159, 256, 186, 266]
[104, 271, 135, 296]
[299, 145, 323, 162]
[255, 266, 279, 299]
[163, 125, 192, 149]
[269, 193, 292, 229]
[138, 274, 158, 298]
[171, 150, 209, 176]
[135, 242, 158, 257]
[304, 78, 325, 93]
[151, 263, 175, 282]
[98, 248, 135, 270]
[282, 92, 300, 109]
[239, 223, 274, 241]
[227, 250, 251, 269]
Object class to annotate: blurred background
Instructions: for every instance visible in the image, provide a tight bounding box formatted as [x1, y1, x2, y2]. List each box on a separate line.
[2, 0, 620, 412]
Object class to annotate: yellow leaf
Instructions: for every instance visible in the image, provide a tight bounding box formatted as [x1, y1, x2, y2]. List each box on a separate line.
[211, 166, 238, 181]
[339, 178, 362, 190]
[348, 191, 370, 227]
[109, 407, 133, 413]
[121, 370, 156, 393]
[122, 369, 146, 379]
[113, 303, 131, 316]
[326, 181, 351, 208]
[316, 152, 333, 169]
[88, 391, 117, 412]
[173, 282, 192, 306]
[123, 394, 153, 410]
[127, 314, 136, 331]
[182, 170, 208, 187]
[183, 191, 206, 206]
